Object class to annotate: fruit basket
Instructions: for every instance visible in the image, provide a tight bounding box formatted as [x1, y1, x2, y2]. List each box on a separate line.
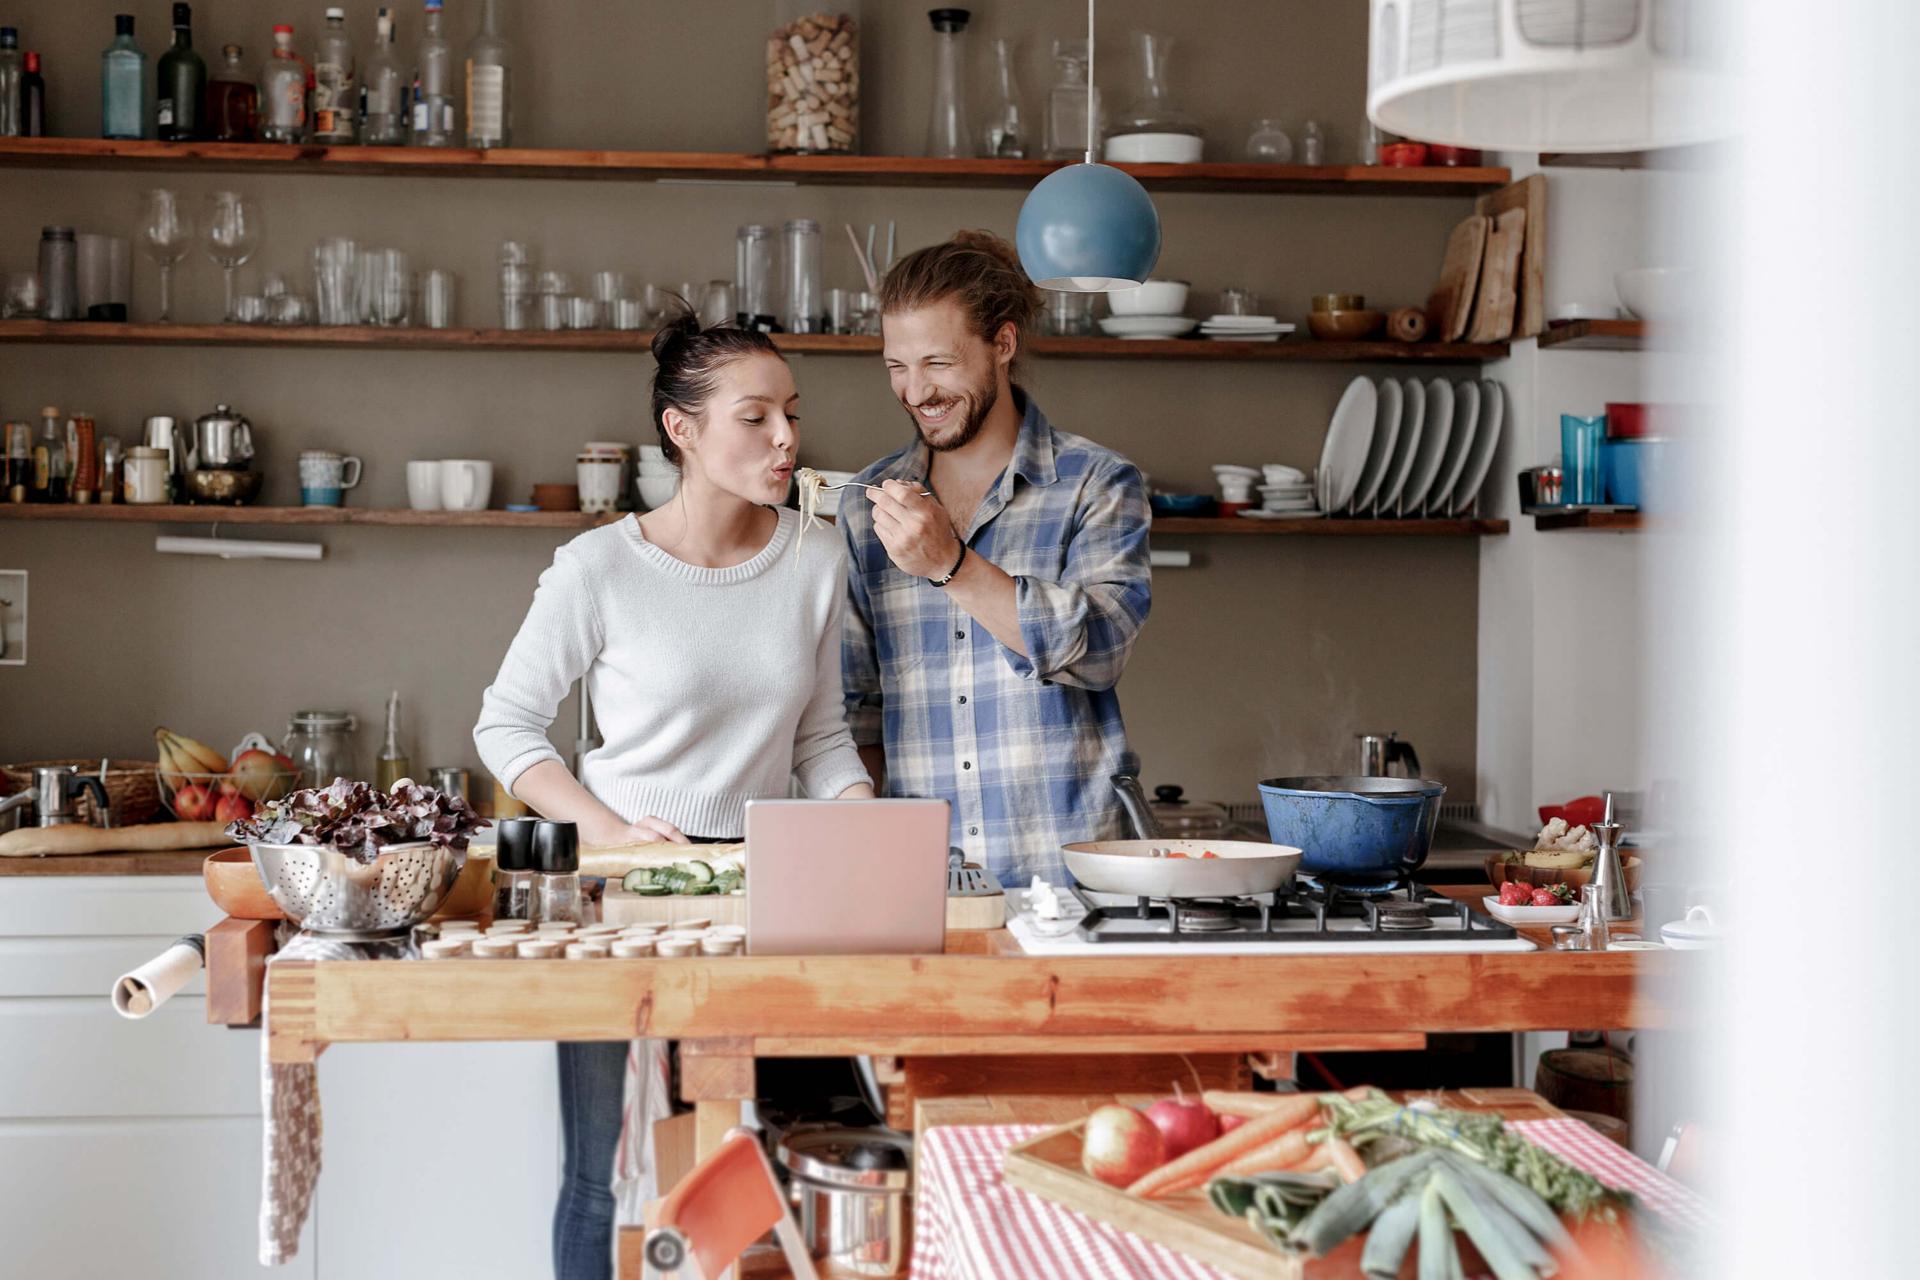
[154, 729, 300, 823]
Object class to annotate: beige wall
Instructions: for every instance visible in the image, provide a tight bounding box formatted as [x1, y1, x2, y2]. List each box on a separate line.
[0, 1, 1485, 810]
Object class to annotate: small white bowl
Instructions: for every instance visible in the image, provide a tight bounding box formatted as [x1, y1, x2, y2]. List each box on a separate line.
[636, 473, 678, 510]
[1107, 279, 1191, 317]
[1613, 267, 1697, 325]
[1105, 132, 1204, 164]
[1212, 464, 1261, 480]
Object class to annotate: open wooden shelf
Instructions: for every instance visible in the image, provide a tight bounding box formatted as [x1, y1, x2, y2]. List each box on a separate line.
[1537, 318, 1648, 351]
[1152, 516, 1507, 537]
[0, 320, 1508, 363]
[1530, 509, 1643, 532]
[0, 503, 609, 528]
[0, 136, 1510, 195]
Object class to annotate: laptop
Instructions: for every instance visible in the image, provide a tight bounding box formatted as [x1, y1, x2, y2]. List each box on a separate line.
[744, 799, 951, 956]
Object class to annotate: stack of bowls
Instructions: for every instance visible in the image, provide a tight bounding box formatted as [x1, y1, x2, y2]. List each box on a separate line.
[1257, 464, 1316, 515]
[1212, 463, 1258, 515]
[1306, 293, 1385, 342]
[636, 445, 678, 510]
[1098, 280, 1197, 340]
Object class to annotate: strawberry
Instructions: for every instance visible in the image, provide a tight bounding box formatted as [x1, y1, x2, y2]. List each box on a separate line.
[1547, 883, 1576, 905]
[1531, 887, 1563, 907]
[1499, 881, 1532, 907]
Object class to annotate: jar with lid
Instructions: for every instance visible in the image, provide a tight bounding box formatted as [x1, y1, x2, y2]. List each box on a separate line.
[491, 817, 537, 920]
[39, 227, 77, 321]
[532, 820, 581, 925]
[736, 224, 778, 330]
[1104, 33, 1202, 164]
[782, 218, 823, 334]
[1043, 39, 1099, 161]
[766, 1, 860, 155]
[282, 710, 360, 788]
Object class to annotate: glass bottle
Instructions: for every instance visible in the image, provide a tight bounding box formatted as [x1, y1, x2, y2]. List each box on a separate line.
[409, 0, 455, 147]
[924, 7, 969, 159]
[531, 820, 581, 925]
[782, 218, 822, 334]
[21, 50, 42, 137]
[259, 24, 309, 143]
[1106, 32, 1201, 160]
[312, 7, 357, 143]
[101, 14, 147, 141]
[1043, 39, 1098, 161]
[32, 407, 66, 504]
[1300, 119, 1325, 165]
[208, 44, 256, 142]
[281, 710, 359, 787]
[375, 689, 412, 791]
[979, 36, 1024, 159]
[360, 8, 407, 145]
[463, 0, 512, 149]
[490, 817, 536, 920]
[156, 3, 205, 141]
[0, 28, 22, 138]
[6, 421, 30, 504]
[736, 223, 777, 330]
[1245, 118, 1292, 163]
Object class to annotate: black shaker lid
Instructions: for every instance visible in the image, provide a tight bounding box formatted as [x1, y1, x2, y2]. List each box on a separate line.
[533, 820, 579, 874]
[494, 817, 537, 871]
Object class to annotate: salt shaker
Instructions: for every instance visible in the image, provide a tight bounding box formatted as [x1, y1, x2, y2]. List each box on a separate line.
[491, 816, 537, 921]
[532, 820, 581, 925]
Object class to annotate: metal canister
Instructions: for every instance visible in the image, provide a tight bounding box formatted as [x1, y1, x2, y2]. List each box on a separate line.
[428, 766, 471, 802]
[778, 1128, 914, 1277]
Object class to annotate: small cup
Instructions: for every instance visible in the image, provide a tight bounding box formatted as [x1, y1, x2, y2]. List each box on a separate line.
[472, 937, 520, 958]
[699, 936, 741, 956]
[536, 921, 578, 935]
[517, 938, 564, 959]
[486, 919, 532, 936]
[565, 941, 611, 960]
[439, 458, 494, 511]
[576, 455, 624, 513]
[610, 939, 656, 958]
[654, 938, 697, 958]
[298, 450, 363, 507]
[406, 460, 443, 511]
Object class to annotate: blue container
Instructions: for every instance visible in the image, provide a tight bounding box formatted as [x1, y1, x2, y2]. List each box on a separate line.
[1561, 414, 1606, 505]
[1257, 775, 1446, 887]
[1602, 438, 1672, 510]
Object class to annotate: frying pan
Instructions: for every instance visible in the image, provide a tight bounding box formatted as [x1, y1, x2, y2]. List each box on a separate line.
[1061, 838, 1303, 899]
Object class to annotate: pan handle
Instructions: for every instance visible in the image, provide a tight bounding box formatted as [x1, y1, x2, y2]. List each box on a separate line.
[1109, 774, 1161, 840]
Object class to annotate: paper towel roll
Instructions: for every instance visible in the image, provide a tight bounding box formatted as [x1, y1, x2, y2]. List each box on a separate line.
[112, 935, 205, 1019]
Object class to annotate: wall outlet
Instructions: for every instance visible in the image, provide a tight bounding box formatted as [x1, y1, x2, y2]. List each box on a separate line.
[0, 570, 25, 665]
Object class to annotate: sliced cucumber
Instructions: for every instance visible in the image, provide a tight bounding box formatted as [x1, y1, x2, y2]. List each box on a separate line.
[683, 859, 715, 885]
[620, 868, 654, 893]
[628, 883, 671, 897]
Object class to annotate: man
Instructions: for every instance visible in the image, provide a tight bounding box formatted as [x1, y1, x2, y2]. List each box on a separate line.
[840, 230, 1153, 884]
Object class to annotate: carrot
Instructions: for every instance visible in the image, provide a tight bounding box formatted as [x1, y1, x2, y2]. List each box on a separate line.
[1217, 1129, 1313, 1177]
[1202, 1089, 1326, 1118]
[1126, 1093, 1321, 1198]
[1324, 1135, 1368, 1184]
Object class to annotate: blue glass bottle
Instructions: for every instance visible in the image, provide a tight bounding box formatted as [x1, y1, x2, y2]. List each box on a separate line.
[101, 13, 146, 140]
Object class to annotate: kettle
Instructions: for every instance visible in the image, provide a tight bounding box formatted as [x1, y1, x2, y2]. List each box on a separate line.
[26, 765, 113, 828]
[192, 404, 255, 471]
[1356, 732, 1421, 778]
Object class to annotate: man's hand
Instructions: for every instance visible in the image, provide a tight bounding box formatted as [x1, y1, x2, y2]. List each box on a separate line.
[867, 479, 963, 580]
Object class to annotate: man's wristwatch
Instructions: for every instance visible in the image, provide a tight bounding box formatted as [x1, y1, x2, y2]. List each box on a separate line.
[929, 543, 967, 587]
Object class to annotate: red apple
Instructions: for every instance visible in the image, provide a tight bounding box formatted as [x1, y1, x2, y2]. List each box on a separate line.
[173, 782, 214, 822]
[1081, 1105, 1166, 1188]
[213, 789, 253, 825]
[1145, 1090, 1221, 1161]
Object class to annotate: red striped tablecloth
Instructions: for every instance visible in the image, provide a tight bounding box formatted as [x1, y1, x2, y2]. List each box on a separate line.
[911, 1117, 1707, 1280]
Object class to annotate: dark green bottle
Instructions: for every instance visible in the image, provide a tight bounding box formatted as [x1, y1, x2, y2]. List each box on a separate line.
[156, 2, 204, 141]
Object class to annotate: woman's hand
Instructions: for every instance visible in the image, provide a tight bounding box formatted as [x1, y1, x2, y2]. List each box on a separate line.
[583, 815, 689, 847]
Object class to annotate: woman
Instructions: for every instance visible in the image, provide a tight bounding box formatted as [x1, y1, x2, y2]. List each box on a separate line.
[474, 312, 872, 1280]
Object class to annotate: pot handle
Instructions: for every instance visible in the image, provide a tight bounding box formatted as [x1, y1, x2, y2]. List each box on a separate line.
[1110, 773, 1161, 840]
[70, 775, 113, 828]
[1387, 738, 1422, 776]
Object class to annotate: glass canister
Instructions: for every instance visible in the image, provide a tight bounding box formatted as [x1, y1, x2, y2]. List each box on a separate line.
[1104, 32, 1202, 164]
[1043, 38, 1099, 161]
[766, 1, 860, 155]
[782, 218, 823, 333]
[282, 710, 360, 787]
[736, 223, 778, 328]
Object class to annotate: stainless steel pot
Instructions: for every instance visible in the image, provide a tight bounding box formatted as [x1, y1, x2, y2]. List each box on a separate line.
[0, 789, 31, 834]
[778, 1127, 913, 1278]
[25, 765, 111, 828]
[192, 403, 254, 470]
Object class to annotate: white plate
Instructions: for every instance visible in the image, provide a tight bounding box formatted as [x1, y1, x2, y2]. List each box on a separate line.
[1205, 334, 1282, 342]
[1374, 376, 1426, 512]
[1317, 376, 1377, 513]
[1386, 378, 1448, 515]
[1449, 379, 1505, 514]
[1348, 377, 1402, 512]
[1099, 315, 1198, 338]
[1262, 500, 1319, 512]
[1482, 896, 1581, 925]
[1203, 314, 1283, 327]
[1398, 378, 1455, 513]
[1427, 380, 1480, 515]
[1200, 325, 1292, 334]
[1239, 508, 1326, 519]
[1212, 464, 1261, 479]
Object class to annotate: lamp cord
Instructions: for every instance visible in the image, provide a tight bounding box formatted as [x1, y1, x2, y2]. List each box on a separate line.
[1085, 0, 1095, 165]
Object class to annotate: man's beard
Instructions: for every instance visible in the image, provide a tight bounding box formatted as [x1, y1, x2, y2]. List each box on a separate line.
[909, 375, 998, 453]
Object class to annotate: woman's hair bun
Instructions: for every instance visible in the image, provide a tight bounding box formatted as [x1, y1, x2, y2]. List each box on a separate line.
[648, 304, 702, 362]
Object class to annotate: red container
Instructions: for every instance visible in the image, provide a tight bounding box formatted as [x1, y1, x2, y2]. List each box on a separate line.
[1605, 402, 1686, 439]
[1427, 145, 1484, 167]
[1378, 142, 1429, 167]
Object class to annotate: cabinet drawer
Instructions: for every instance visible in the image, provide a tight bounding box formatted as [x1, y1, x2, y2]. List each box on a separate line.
[0, 936, 207, 998]
[0, 998, 258, 1119]
[0, 875, 214, 938]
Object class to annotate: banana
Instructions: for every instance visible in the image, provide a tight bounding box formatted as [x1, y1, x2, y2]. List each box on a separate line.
[1522, 847, 1592, 870]
[160, 729, 228, 774]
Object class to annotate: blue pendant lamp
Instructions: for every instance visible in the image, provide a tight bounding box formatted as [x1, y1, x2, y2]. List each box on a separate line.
[1015, 0, 1161, 290]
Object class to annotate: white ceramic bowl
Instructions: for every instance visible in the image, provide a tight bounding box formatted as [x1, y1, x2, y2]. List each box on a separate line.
[1612, 267, 1697, 325]
[1104, 132, 1205, 164]
[1106, 279, 1191, 317]
[636, 473, 679, 510]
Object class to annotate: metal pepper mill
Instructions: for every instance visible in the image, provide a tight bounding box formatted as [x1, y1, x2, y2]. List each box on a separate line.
[1591, 805, 1633, 922]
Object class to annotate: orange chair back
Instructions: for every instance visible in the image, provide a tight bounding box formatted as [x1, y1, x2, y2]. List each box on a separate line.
[657, 1132, 790, 1278]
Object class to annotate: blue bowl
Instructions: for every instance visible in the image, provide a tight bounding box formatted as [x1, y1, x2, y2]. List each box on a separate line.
[1257, 775, 1446, 887]
[1150, 493, 1216, 517]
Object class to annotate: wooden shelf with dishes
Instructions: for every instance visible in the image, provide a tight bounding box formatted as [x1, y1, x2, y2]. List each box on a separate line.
[1536, 318, 1648, 351]
[1154, 516, 1507, 537]
[0, 136, 1511, 196]
[0, 320, 1510, 363]
[1530, 510, 1643, 532]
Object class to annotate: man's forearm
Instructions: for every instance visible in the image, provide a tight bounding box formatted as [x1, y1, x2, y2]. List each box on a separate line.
[942, 548, 1028, 659]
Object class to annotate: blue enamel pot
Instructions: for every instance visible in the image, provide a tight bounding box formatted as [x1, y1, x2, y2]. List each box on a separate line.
[1256, 775, 1447, 887]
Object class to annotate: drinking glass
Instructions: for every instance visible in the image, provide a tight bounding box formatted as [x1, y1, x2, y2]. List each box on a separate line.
[642, 283, 679, 325]
[138, 189, 194, 322]
[312, 237, 359, 326]
[199, 191, 261, 322]
[422, 269, 457, 329]
[2, 271, 44, 318]
[366, 249, 411, 326]
[1560, 414, 1606, 505]
[698, 281, 734, 328]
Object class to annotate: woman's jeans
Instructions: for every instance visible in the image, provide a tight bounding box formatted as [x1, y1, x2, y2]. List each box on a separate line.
[553, 1040, 628, 1280]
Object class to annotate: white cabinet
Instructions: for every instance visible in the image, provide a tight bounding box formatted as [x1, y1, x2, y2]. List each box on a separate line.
[0, 875, 561, 1280]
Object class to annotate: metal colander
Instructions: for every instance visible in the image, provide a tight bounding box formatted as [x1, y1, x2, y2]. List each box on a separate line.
[249, 840, 462, 940]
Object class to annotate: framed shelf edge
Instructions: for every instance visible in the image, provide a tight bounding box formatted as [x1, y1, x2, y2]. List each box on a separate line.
[1537, 318, 1650, 351]
[1529, 510, 1643, 532]
[0, 504, 612, 529]
[1152, 516, 1508, 537]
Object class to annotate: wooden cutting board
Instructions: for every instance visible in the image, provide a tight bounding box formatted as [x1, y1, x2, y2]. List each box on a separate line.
[1475, 173, 1547, 338]
[1426, 214, 1489, 341]
[1466, 207, 1527, 343]
[600, 886, 1006, 930]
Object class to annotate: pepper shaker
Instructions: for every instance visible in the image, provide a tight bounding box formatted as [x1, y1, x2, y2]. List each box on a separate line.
[532, 819, 581, 925]
[491, 816, 536, 921]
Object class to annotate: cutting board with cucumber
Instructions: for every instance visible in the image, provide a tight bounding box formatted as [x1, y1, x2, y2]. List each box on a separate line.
[603, 854, 747, 927]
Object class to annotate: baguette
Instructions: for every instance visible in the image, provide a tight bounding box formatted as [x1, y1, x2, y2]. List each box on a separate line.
[580, 841, 746, 879]
[0, 821, 228, 858]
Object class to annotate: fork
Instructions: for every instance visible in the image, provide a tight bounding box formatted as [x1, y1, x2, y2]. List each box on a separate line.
[818, 479, 934, 498]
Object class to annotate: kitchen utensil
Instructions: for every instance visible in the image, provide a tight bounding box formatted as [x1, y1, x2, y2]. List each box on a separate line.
[1426, 380, 1479, 513]
[1518, 463, 1563, 509]
[1316, 376, 1377, 513]
[1311, 293, 1364, 313]
[298, 451, 362, 506]
[1356, 732, 1421, 777]
[76, 232, 131, 320]
[203, 847, 288, 919]
[199, 190, 260, 322]
[1110, 772, 1162, 839]
[1148, 493, 1214, 516]
[1660, 904, 1721, 950]
[1060, 839, 1302, 898]
[1561, 413, 1606, 506]
[1097, 315, 1197, 339]
[1448, 379, 1505, 513]
[1348, 377, 1403, 512]
[312, 236, 359, 325]
[1482, 895, 1580, 926]
[0, 790, 32, 836]
[1474, 172, 1545, 338]
[1219, 288, 1260, 316]
[1386, 305, 1429, 342]
[1374, 377, 1425, 511]
[1613, 266, 1696, 325]
[138, 189, 194, 322]
[1256, 775, 1446, 886]
[428, 766, 471, 802]
[1378, 141, 1429, 166]
[1041, 289, 1097, 336]
[25, 764, 113, 828]
[192, 403, 254, 470]
[282, 710, 358, 788]
[1305, 309, 1384, 341]
[183, 468, 263, 504]
[636, 472, 677, 510]
[1602, 437, 1669, 508]
[778, 1127, 914, 1278]
[1591, 819, 1632, 921]
[1244, 117, 1292, 161]
[1427, 213, 1489, 342]
[141, 414, 189, 489]
[38, 226, 77, 320]
[0, 821, 226, 858]
[1465, 206, 1525, 342]
[249, 839, 464, 939]
[1140, 784, 1245, 840]
[1106, 279, 1189, 317]
[406, 460, 442, 510]
[438, 459, 493, 511]
[2, 270, 44, 318]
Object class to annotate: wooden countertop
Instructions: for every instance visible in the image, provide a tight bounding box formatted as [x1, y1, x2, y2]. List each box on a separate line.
[0, 847, 216, 876]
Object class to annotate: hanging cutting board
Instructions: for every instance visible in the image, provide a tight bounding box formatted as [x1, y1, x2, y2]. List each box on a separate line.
[1475, 173, 1547, 338]
[1466, 207, 1527, 343]
[1426, 214, 1489, 341]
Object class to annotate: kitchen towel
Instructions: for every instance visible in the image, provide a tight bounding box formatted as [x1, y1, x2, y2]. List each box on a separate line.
[110, 934, 204, 1018]
[612, 1038, 676, 1229]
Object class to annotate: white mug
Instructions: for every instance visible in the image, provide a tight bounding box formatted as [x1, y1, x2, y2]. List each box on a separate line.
[576, 456, 624, 513]
[406, 460, 443, 511]
[438, 459, 493, 511]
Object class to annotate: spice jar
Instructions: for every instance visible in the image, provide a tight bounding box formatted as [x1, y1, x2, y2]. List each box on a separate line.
[532, 820, 581, 924]
[281, 711, 359, 789]
[766, 3, 859, 155]
[491, 816, 536, 920]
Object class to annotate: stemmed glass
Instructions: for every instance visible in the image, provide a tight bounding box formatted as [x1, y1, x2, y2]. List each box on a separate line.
[137, 189, 194, 323]
[199, 191, 261, 322]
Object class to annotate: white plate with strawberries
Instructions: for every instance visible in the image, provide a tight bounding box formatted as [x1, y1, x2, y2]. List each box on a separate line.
[1482, 895, 1580, 925]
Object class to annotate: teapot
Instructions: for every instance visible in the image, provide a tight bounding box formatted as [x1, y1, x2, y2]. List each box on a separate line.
[192, 403, 255, 471]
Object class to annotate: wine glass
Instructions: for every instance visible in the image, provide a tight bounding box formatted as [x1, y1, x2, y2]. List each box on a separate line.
[199, 191, 261, 322]
[137, 189, 193, 323]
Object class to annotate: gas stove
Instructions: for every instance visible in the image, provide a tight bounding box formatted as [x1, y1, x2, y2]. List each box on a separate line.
[1007, 879, 1535, 955]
